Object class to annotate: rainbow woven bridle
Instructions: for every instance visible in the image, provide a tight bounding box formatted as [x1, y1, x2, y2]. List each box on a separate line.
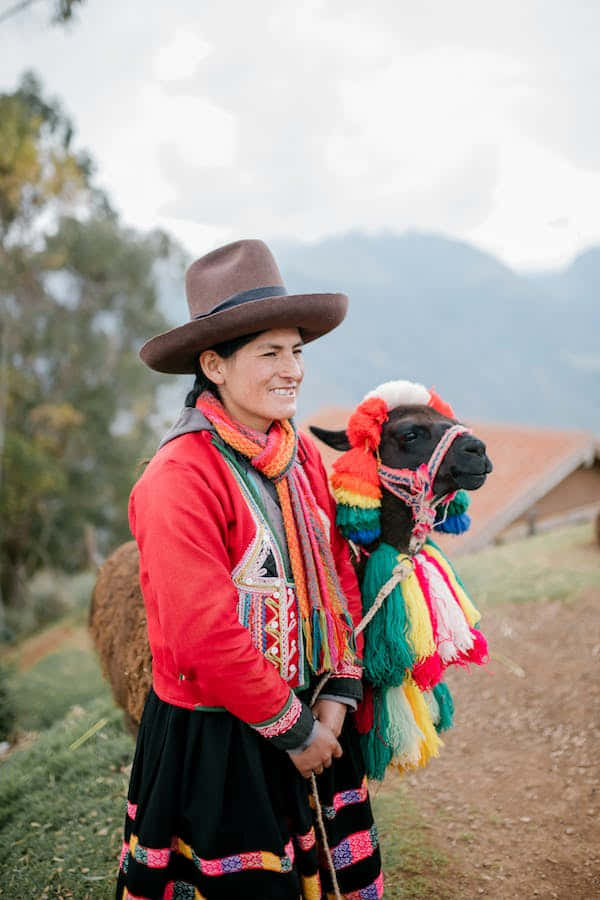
[378, 423, 471, 553]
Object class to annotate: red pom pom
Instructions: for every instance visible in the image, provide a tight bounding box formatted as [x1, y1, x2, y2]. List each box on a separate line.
[347, 397, 388, 451]
[428, 388, 455, 420]
[331, 447, 380, 492]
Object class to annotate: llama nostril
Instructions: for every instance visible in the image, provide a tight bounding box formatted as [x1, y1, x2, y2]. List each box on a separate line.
[462, 438, 486, 457]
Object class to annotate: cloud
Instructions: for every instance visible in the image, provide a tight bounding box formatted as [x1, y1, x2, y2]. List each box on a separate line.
[156, 24, 504, 241]
[1, 0, 600, 268]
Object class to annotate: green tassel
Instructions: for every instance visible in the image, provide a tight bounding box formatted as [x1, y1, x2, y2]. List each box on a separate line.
[360, 688, 393, 781]
[446, 489, 470, 517]
[432, 681, 454, 732]
[361, 543, 415, 686]
[424, 688, 440, 726]
[336, 505, 380, 533]
[336, 504, 381, 544]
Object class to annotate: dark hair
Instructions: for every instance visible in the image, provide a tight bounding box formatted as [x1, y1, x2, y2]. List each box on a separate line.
[184, 331, 265, 407]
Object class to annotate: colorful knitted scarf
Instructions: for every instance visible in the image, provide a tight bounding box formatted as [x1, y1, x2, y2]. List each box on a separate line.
[196, 391, 356, 674]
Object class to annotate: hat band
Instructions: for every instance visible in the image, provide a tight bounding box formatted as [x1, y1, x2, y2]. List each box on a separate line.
[193, 284, 286, 319]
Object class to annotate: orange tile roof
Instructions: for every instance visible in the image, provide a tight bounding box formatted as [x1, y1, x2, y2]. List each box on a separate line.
[301, 408, 598, 554]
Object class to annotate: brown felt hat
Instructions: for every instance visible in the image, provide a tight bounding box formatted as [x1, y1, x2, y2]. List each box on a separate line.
[139, 239, 348, 373]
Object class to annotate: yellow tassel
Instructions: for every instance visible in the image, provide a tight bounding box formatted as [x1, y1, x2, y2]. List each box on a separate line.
[403, 680, 443, 766]
[332, 487, 380, 509]
[401, 560, 436, 660]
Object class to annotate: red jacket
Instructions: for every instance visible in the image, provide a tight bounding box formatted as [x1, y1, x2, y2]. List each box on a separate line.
[129, 425, 362, 748]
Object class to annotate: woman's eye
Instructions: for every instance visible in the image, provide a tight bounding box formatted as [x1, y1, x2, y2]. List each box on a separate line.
[294, 349, 303, 355]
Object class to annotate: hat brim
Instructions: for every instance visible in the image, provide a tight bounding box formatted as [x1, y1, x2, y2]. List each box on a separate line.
[139, 291, 348, 374]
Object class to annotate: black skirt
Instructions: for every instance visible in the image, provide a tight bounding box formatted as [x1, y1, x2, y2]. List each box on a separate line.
[116, 689, 383, 899]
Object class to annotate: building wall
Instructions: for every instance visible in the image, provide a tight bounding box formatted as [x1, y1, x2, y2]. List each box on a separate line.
[498, 462, 600, 541]
[515, 463, 600, 521]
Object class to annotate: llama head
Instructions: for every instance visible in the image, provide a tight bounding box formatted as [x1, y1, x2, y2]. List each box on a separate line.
[310, 380, 493, 548]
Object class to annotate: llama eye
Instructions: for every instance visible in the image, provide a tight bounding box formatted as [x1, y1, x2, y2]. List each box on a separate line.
[403, 431, 418, 442]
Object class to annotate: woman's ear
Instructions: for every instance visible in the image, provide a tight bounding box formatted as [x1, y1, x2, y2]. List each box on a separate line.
[199, 350, 225, 385]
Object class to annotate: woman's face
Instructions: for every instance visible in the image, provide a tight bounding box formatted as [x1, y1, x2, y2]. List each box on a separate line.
[200, 327, 304, 432]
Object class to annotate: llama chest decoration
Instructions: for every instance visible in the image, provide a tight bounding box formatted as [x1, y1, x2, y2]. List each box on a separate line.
[311, 380, 493, 780]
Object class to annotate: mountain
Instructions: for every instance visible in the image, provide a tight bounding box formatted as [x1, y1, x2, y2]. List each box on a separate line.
[153, 231, 599, 433]
[272, 232, 599, 432]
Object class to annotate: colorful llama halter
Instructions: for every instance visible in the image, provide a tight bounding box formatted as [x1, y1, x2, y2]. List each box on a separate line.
[196, 391, 357, 675]
[331, 381, 473, 552]
[378, 422, 471, 553]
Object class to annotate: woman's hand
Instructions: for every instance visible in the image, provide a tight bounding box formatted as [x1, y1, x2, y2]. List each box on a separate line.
[312, 698, 347, 739]
[288, 721, 342, 778]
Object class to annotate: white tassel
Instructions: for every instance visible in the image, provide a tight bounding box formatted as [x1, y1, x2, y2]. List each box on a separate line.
[418, 556, 474, 662]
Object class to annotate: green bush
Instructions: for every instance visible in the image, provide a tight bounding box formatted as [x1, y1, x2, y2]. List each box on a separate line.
[3, 569, 96, 644]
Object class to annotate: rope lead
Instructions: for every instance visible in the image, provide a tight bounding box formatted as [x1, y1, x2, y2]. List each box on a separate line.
[309, 555, 414, 898]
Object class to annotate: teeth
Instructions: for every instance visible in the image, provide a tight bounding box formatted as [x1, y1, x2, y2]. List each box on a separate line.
[272, 388, 296, 396]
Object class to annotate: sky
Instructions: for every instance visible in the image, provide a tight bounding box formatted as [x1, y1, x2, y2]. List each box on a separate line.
[2, 0, 600, 271]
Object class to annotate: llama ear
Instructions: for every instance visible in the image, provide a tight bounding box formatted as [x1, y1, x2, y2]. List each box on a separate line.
[309, 425, 352, 452]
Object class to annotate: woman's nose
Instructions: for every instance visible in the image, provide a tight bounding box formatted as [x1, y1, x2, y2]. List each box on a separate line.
[280, 353, 303, 379]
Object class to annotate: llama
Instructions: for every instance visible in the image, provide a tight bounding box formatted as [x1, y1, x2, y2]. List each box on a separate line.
[309, 380, 493, 778]
[89, 380, 493, 763]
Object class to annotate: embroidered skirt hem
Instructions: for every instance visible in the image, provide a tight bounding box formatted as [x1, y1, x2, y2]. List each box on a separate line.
[116, 689, 383, 900]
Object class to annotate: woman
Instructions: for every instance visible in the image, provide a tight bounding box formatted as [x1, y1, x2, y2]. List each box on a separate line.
[117, 240, 383, 899]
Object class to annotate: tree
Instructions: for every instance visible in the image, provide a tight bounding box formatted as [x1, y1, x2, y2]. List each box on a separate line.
[0, 0, 85, 27]
[0, 73, 182, 626]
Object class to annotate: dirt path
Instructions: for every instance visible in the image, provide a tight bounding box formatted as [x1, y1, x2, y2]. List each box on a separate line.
[2, 620, 92, 671]
[396, 589, 600, 899]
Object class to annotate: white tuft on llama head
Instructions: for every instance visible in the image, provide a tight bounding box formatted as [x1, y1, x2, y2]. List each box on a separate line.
[363, 379, 431, 410]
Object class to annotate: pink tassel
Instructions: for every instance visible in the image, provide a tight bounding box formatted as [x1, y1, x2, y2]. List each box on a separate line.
[460, 627, 489, 665]
[412, 652, 444, 690]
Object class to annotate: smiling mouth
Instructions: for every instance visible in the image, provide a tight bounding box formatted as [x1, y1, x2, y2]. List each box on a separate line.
[270, 387, 297, 397]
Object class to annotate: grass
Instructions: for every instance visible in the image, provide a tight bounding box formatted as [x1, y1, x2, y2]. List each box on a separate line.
[6, 647, 108, 733]
[0, 697, 133, 899]
[456, 522, 600, 609]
